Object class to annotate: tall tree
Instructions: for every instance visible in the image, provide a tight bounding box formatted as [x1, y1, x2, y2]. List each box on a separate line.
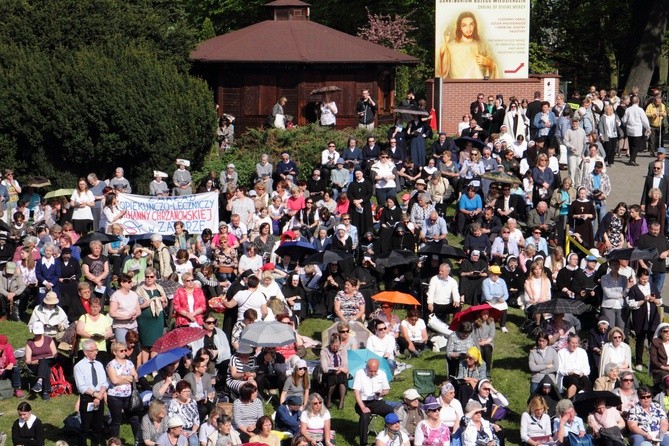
[623, 0, 669, 95]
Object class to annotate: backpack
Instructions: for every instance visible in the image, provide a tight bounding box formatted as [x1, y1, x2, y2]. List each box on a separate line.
[49, 363, 73, 398]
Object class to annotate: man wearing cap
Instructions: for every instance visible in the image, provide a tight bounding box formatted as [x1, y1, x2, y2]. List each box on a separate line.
[275, 395, 302, 435]
[74, 339, 109, 446]
[394, 389, 425, 440]
[28, 291, 68, 340]
[0, 261, 25, 321]
[276, 151, 298, 182]
[353, 358, 393, 446]
[426, 263, 461, 323]
[375, 412, 411, 446]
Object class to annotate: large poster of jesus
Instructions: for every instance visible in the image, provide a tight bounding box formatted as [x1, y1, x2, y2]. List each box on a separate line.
[435, 0, 530, 79]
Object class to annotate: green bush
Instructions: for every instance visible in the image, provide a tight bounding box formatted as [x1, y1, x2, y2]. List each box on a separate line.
[195, 124, 435, 188]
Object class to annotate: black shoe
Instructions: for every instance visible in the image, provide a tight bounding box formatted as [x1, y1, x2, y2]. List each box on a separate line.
[32, 380, 42, 394]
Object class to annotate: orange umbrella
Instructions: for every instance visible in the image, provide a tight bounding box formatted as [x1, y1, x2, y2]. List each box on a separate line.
[372, 291, 420, 306]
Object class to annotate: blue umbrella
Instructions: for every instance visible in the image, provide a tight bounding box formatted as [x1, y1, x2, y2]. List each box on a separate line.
[347, 349, 393, 388]
[275, 241, 317, 260]
[137, 347, 190, 377]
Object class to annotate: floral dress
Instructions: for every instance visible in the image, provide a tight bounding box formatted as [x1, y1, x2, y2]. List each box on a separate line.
[415, 420, 451, 446]
[606, 215, 624, 253]
[334, 291, 365, 319]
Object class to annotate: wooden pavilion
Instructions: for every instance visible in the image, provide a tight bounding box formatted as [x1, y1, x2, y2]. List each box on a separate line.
[190, 0, 419, 131]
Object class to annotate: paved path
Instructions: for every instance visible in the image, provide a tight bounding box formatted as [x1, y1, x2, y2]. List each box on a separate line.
[605, 144, 669, 302]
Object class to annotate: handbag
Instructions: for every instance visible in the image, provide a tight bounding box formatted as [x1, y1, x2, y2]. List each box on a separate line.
[128, 379, 143, 413]
[490, 404, 508, 421]
[597, 427, 624, 446]
[567, 432, 594, 446]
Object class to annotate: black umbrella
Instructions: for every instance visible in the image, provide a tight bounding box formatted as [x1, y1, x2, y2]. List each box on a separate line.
[455, 136, 485, 150]
[393, 105, 430, 117]
[128, 233, 176, 247]
[532, 298, 589, 316]
[418, 242, 467, 259]
[304, 250, 353, 265]
[606, 247, 658, 262]
[74, 232, 119, 247]
[275, 241, 317, 260]
[572, 391, 622, 418]
[375, 249, 419, 270]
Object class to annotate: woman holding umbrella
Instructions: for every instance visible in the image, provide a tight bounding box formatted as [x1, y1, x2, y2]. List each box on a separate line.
[587, 398, 625, 445]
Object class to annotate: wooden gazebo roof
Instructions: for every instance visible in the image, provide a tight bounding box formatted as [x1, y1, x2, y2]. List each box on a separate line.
[191, 12, 418, 65]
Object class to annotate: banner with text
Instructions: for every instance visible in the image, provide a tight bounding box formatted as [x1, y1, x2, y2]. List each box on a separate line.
[435, 0, 530, 79]
[116, 192, 219, 235]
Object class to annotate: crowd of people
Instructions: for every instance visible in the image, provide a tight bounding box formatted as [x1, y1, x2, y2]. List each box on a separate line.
[0, 85, 668, 446]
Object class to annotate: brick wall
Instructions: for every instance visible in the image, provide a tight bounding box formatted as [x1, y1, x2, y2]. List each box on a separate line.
[429, 75, 560, 136]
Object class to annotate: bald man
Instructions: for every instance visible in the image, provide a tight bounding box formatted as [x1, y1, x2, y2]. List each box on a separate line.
[353, 358, 394, 446]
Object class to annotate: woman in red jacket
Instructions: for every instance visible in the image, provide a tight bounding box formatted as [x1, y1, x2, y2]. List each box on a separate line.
[172, 272, 206, 327]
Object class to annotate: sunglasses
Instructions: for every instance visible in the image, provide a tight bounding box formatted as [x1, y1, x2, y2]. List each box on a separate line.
[481, 388, 492, 391]
[205, 320, 217, 325]
[338, 330, 349, 334]
[377, 327, 387, 331]
[145, 275, 155, 278]
[118, 348, 128, 352]
[640, 395, 652, 399]
[622, 378, 634, 382]
[184, 279, 194, 283]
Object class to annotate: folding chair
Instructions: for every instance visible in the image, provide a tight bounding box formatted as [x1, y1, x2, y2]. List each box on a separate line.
[413, 368, 436, 397]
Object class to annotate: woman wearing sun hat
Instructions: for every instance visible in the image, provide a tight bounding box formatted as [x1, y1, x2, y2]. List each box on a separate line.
[462, 401, 498, 446]
[414, 396, 450, 446]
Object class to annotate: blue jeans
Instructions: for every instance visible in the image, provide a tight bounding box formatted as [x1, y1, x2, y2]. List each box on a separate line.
[630, 434, 669, 446]
[651, 272, 666, 296]
[375, 187, 396, 205]
[0, 367, 21, 389]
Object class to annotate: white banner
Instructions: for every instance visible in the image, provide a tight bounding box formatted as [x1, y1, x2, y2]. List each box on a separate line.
[435, 0, 530, 79]
[116, 192, 219, 235]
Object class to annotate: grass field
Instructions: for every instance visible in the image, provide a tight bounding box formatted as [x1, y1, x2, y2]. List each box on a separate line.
[3, 307, 653, 446]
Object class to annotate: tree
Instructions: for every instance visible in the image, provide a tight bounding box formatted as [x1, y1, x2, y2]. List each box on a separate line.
[623, 0, 669, 95]
[0, 0, 216, 192]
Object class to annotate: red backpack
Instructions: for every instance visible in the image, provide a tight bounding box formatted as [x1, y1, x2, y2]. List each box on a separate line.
[49, 363, 73, 398]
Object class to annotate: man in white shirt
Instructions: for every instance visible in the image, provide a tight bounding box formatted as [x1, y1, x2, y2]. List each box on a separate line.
[557, 334, 591, 398]
[353, 358, 394, 446]
[426, 263, 460, 323]
[623, 95, 651, 166]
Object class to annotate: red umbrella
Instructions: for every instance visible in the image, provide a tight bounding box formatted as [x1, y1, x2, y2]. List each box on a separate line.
[429, 108, 438, 130]
[449, 304, 502, 331]
[151, 327, 207, 353]
[372, 291, 420, 306]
